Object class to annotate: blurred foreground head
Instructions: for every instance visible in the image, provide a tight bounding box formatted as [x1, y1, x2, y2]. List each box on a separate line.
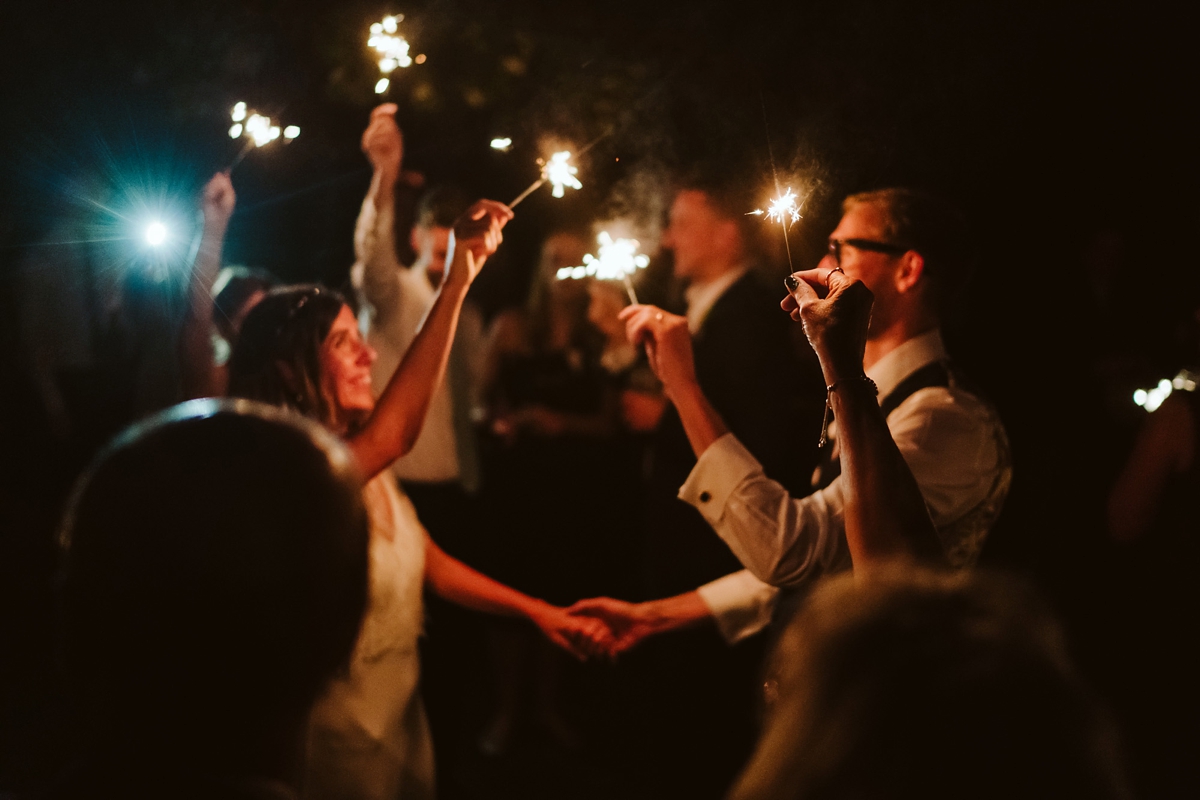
[732, 567, 1128, 800]
[58, 400, 369, 780]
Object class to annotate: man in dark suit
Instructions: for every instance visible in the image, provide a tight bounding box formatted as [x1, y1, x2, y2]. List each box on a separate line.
[585, 178, 823, 798]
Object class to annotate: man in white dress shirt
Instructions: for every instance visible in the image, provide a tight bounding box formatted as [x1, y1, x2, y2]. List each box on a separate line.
[573, 187, 1011, 650]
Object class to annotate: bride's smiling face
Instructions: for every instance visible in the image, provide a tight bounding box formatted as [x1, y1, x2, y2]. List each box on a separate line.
[320, 305, 378, 417]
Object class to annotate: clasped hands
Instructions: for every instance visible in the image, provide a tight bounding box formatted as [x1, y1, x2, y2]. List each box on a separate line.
[540, 597, 671, 661]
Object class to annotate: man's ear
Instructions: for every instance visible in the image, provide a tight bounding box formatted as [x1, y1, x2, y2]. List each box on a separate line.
[895, 251, 925, 294]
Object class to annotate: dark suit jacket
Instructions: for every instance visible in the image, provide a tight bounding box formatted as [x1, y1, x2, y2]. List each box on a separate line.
[644, 271, 824, 598]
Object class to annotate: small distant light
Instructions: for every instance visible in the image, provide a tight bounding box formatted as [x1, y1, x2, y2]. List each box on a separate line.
[283, 125, 300, 140]
[1133, 389, 1148, 406]
[415, 53, 427, 64]
[229, 123, 243, 139]
[375, 78, 390, 94]
[145, 222, 168, 247]
[231, 101, 247, 122]
[382, 15, 398, 33]
[269, 126, 281, 141]
[490, 137, 513, 151]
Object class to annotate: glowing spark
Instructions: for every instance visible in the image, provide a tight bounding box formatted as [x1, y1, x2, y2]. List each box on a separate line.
[765, 187, 801, 226]
[555, 231, 649, 304]
[144, 221, 168, 247]
[490, 137, 513, 151]
[1134, 369, 1198, 411]
[544, 151, 582, 198]
[368, 13, 412, 93]
[228, 102, 299, 169]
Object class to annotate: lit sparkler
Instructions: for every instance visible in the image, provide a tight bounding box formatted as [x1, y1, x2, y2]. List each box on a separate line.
[748, 187, 802, 269]
[369, 14, 413, 94]
[509, 150, 582, 208]
[227, 101, 299, 170]
[555, 231, 649, 304]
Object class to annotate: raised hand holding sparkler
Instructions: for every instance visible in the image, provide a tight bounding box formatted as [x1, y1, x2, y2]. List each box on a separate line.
[509, 150, 582, 208]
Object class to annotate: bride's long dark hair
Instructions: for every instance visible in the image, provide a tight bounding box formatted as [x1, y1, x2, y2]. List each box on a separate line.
[228, 285, 352, 429]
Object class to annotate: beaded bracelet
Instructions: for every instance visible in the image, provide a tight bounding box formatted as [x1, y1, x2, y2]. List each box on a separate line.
[818, 375, 879, 448]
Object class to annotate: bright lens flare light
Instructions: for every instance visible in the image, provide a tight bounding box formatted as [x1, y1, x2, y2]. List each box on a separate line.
[556, 231, 649, 304]
[144, 221, 168, 247]
[369, 14, 413, 93]
[544, 151, 582, 198]
[490, 137, 513, 151]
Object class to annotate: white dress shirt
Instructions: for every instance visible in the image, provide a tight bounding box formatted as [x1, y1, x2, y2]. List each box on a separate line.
[691, 329, 1011, 642]
[351, 196, 483, 485]
[684, 267, 749, 334]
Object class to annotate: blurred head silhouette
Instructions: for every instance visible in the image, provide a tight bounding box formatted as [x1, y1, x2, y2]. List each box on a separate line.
[732, 567, 1128, 800]
[56, 399, 369, 793]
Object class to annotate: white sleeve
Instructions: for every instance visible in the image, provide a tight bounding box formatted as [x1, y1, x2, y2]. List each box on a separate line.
[696, 570, 780, 644]
[678, 433, 850, 587]
[351, 195, 401, 322]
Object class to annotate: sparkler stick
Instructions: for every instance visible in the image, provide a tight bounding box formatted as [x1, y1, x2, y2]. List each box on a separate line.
[509, 150, 582, 208]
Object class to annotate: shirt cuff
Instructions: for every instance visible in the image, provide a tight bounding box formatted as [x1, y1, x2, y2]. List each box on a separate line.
[678, 433, 764, 528]
[697, 570, 780, 644]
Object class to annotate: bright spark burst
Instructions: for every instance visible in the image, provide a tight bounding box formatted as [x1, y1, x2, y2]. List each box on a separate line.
[750, 187, 801, 227]
[556, 232, 650, 282]
[369, 14, 413, 92]
[543, 151, 582, 198]
[228, 102, 298, 149]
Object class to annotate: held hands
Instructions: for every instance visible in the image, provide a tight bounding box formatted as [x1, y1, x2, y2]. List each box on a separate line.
[361, 103, 403, 173]
[618, 305, 697, 400]
[201, 171, 236, 229]
[566, 597, 660, 660]
[782, 267, 874, 385]
[444, 200, 514, 286]
[531, 603, 615, 661]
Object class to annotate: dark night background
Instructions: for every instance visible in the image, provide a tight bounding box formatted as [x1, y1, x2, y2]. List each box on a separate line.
[0, 0, 1196, 796]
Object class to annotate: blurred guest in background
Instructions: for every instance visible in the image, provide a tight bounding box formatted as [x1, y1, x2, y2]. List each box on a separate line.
[475, 230, 619, 753]
[1105, 302, 1200, 798]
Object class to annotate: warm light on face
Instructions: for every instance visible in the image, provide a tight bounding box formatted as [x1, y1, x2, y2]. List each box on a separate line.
[144, 221, 168, 247]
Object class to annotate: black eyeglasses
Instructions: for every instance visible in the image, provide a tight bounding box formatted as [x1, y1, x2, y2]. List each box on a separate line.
[828, 238, 909, 265]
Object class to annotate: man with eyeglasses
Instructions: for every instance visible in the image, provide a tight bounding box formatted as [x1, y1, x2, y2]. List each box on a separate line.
[572, 188, 1011, 652]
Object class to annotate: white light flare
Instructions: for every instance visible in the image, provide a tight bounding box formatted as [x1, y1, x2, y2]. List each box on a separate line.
[283, 125, 300, 140]
[764, 187, 801, 227]
[231, 102, 247, 122]
[144, 221, 168, 247]
[543, 151, 582, 198]
[228, 123, 243, 139]
[1134, 370, 1198, 412]
[490, 137, 513, 151]
[556, 232, 649, 281]
[369, 13, 412, 91]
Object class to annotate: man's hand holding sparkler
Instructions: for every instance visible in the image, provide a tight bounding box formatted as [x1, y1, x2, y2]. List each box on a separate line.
[619, 306, 696, 400]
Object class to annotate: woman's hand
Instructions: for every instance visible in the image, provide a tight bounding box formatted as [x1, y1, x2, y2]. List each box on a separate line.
[444, 200, 514, 288]
[530, 603, 615, 661]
